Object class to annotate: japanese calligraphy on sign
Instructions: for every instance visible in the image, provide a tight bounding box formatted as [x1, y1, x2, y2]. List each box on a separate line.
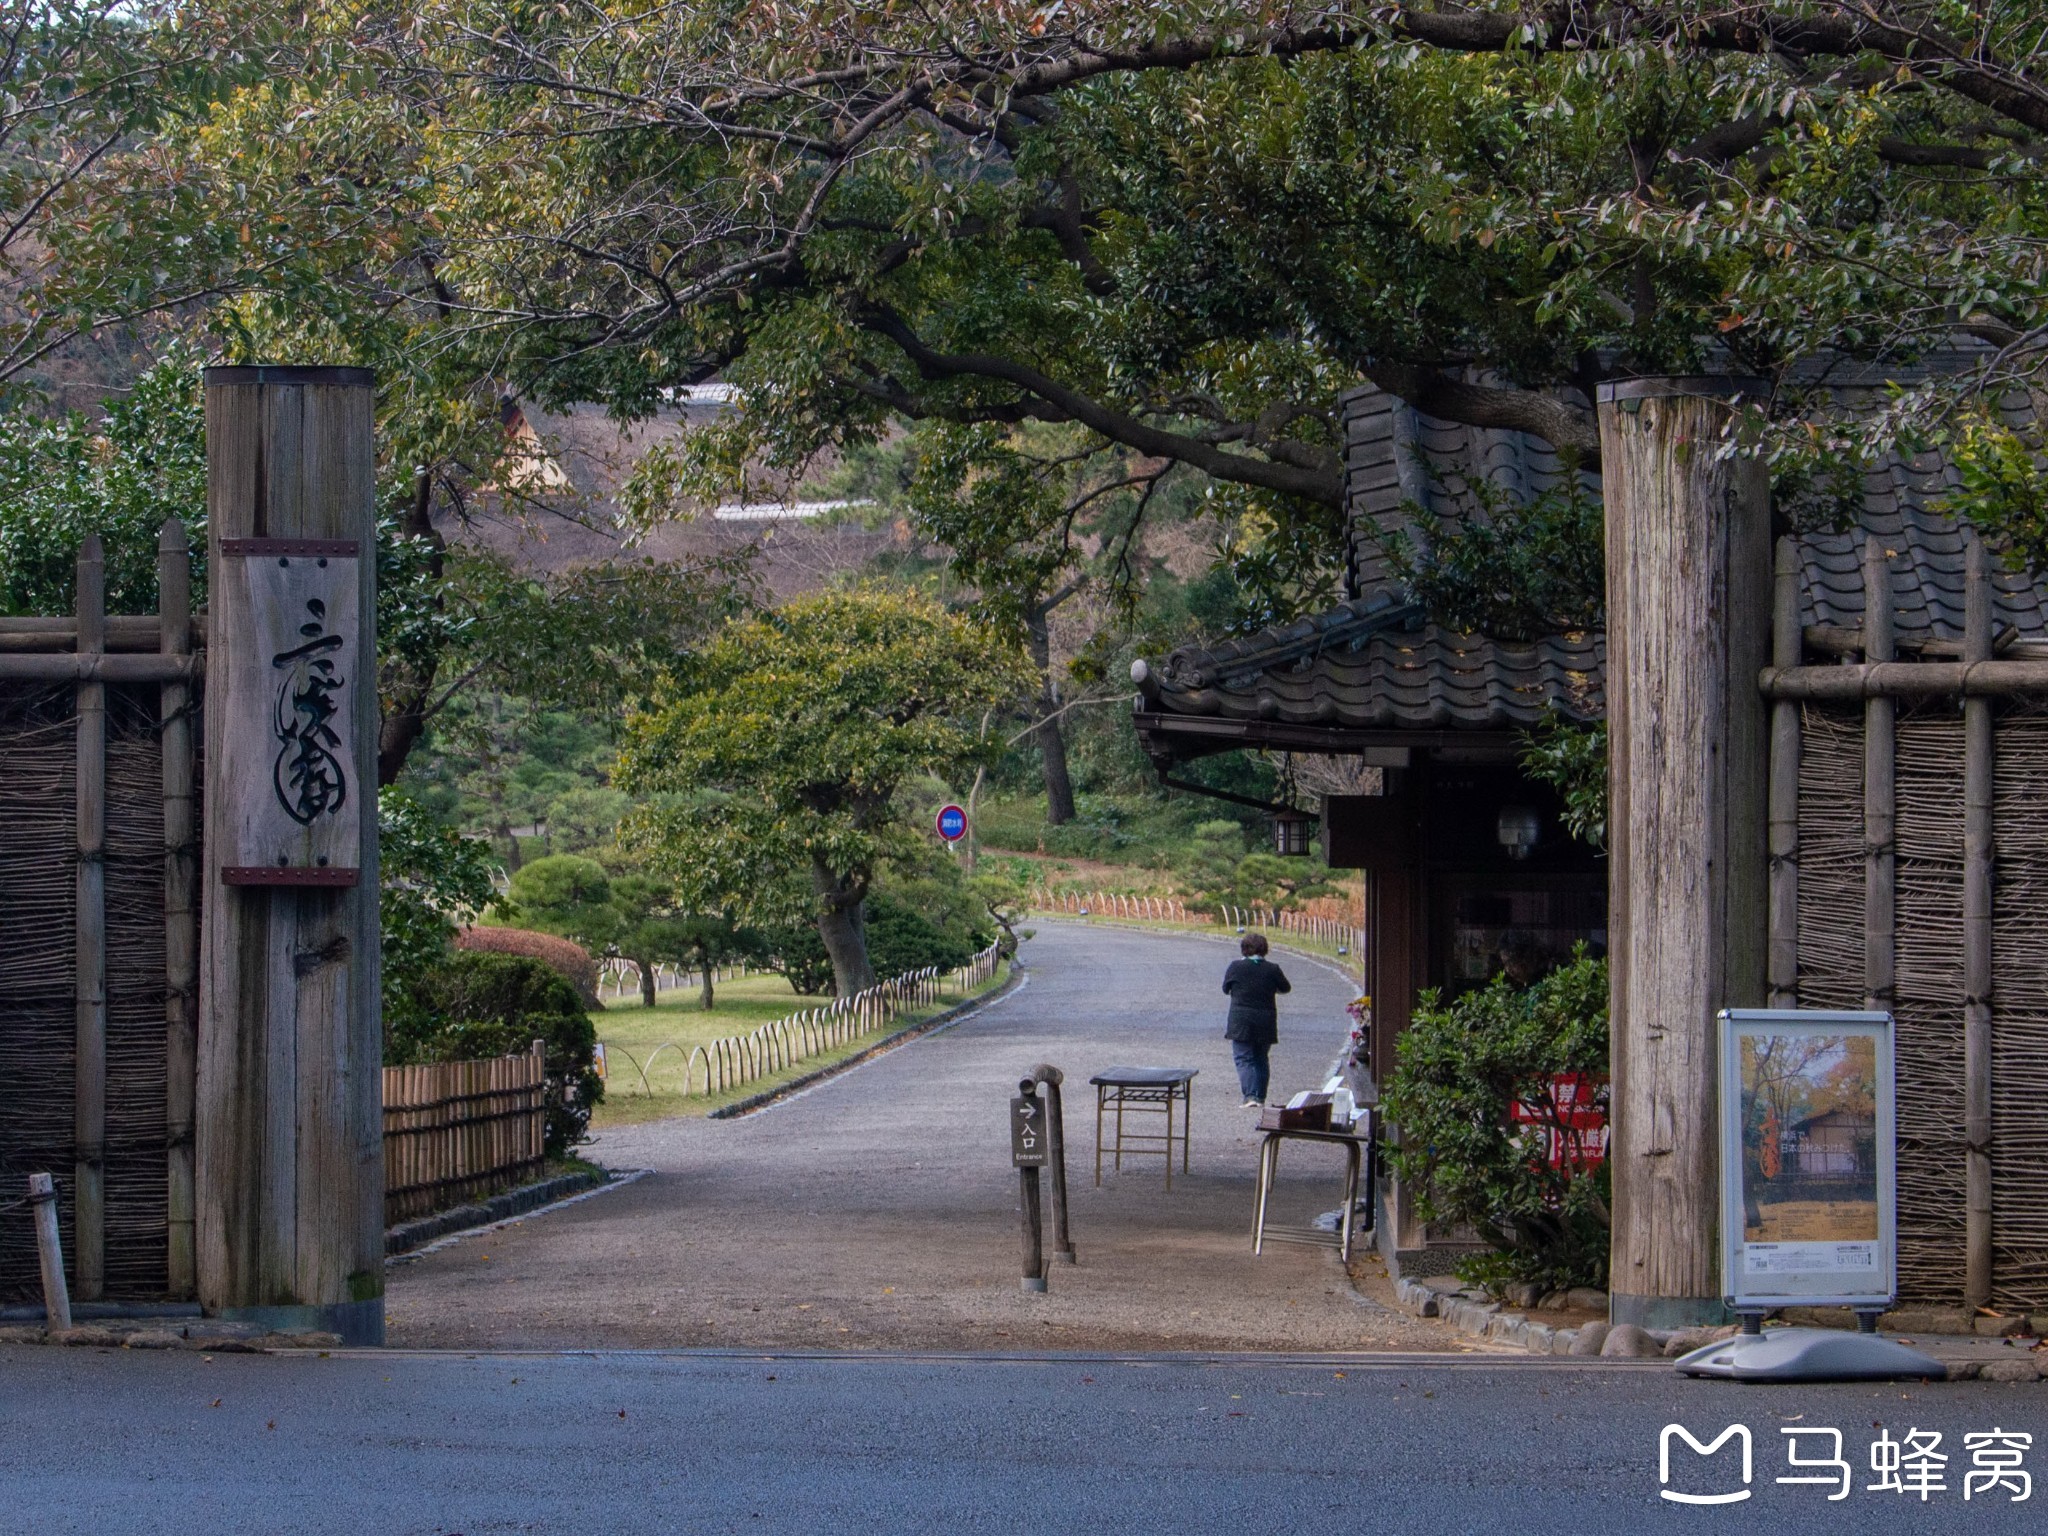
[217, 540, 362, 885]
[272, 596, 348, 824]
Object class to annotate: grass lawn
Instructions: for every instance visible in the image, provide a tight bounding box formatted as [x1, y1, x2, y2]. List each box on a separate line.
[589, 962, 1010, 1127]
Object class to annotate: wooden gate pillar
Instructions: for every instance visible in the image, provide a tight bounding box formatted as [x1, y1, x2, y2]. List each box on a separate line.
[1599, 377, 1770, 1330]
[196, 366, 383, 1345]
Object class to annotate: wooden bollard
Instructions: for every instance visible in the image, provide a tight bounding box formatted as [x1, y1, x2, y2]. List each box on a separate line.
[28, 1173, 71, 1331]
[1029, 1063, 1076, 1264]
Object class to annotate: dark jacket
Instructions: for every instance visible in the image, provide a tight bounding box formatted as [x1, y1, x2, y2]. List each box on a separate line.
[1222, 957, 1291, 1044]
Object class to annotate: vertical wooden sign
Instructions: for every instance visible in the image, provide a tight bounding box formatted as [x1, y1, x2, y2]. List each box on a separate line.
[197, 366, 383, 1347]
[213, 539, 362, 883]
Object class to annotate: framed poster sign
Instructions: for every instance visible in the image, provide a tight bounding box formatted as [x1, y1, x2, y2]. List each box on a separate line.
[1717, 1009, 1894, 1309]
[215, 538, 362, 886]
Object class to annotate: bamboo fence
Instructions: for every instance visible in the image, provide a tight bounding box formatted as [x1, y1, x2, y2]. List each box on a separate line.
[1767, 531, 2048, 1307]
[0, 528, 200, 1305]
[604, 942, 1002, 1100]
[381, 1041, 547, 1224]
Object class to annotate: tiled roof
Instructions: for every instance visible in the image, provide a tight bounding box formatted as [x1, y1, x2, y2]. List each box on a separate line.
[1340, 383, 1598, 599]
[1141, 372, 2048, 749]
[1140, 591, 1602, 732]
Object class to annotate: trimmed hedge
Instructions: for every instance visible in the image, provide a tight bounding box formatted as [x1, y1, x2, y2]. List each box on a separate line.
[394, 951, 604, 1156]
[457, 925, 601, 1007]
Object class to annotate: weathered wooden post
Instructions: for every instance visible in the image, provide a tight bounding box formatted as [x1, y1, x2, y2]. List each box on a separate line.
[1767, 536, 1802, 1009]
[196, 366, 383, 1345]
[28, 1173, 71, 1331]
[73, 536, 106, 1302]
[160, 517, 199, 1298]
[1963, 535, 1994, 1308]
[1029, 1062, 1076, 1263]
[1598, 377, 1770, 1329]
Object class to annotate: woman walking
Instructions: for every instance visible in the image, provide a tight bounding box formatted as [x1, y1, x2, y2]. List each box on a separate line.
[1222, 932, 1291, 1107]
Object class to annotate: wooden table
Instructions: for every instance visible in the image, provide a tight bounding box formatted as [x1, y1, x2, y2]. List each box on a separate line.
[1251, 1109, 1374, 1263]
[1088, 1067, 1197, 1189]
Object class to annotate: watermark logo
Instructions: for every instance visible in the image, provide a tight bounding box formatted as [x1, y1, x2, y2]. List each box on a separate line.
[1660, 1424, 1753, 1504]
[1660, 1424, 2032, 1505]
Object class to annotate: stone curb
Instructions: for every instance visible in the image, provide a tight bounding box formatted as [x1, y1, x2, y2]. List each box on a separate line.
[707, 961, 1025, 1121]
[384, 1167, 609, 1257]
[1387, 1275, 2048, 1377]
[0, 1171, 616, 1350]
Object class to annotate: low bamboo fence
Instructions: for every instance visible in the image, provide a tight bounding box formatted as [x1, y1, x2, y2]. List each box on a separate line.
[597, 957, 756, 1000]
[382, 1040, 547, 1224]
[1030, 888, 1364, 954]
[604, 942, 1003, 1101]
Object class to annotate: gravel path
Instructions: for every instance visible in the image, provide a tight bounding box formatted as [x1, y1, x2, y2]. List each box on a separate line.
[384, 922, 1467, 1353]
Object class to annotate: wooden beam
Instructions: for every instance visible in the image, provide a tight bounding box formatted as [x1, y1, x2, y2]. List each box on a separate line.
[1598, 378, 1770, 1330]
[1864, 536, 1896, 1021]
[1768, 536, 1802, 1008]
[196, 365, 383, 1346]
[0, 654, 202, 682]
[160, 518, 198, 1298]
[1963, 534, 1995, 1310]
[72, 535, 106, 1303]
[0, 615, 205, 652]
[1759, 658, 2048, 700]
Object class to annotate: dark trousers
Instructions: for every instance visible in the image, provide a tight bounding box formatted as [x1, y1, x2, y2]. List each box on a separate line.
[1231, 1040, 1272, 1103]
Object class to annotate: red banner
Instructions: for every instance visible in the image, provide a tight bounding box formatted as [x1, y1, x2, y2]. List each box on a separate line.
[1509, 1073, 1609, 1172]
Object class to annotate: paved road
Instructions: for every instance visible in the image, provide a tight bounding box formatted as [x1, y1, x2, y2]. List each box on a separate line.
[5, 1345, 2043, 1534]
[387, 923, 1454, 1353]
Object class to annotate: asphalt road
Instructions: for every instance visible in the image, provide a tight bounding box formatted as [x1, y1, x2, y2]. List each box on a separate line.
[387, 922, 1453, 1353]
[4, 1345, 2044, 1534]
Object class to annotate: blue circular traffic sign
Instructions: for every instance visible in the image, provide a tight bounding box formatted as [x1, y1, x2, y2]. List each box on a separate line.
[936, 804, 968, 842]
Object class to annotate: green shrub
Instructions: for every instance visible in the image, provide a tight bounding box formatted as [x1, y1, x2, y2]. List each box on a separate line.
[760, 919, 837, 997]
[1381, 949, 1610, 1293]
[865, 895, 975, 977]
[393, 951, 603, 1156]
[380, 789, 500, 1054]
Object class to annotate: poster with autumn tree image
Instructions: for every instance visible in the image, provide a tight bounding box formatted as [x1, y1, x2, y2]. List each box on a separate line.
[1739, 1035, 1880, 1245]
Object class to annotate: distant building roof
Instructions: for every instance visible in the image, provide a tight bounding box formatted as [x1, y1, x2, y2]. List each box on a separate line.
[1136, 369, 2048, 767]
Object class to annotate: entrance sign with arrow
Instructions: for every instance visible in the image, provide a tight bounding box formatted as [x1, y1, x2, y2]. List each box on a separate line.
[1010, 1093, 1048, 1167]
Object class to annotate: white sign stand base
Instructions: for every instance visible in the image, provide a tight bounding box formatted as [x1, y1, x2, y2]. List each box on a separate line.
[1674, 1327, 1946, 1382]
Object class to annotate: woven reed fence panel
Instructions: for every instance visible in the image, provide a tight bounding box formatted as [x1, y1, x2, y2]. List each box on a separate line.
[382, 1048, 546, 1225]
[1798, 701, 2048, 1305]
[1796, 705, 1865, 1010]
[1990, 710, 2048, 1307]
[0, 685, 170, 1301]
[1892, 706, 1968, 1302]
[1798, 704, 1970, 1299]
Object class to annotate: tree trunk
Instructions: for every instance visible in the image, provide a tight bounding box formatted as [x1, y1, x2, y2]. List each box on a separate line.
[1025, 602, 1076, 826]
[496, 818, 522, 874]
[375, 468, 447, 786]
[1599, 377, 1769, 1330]
[700, 961, 715, 1011]
[636, 958, 657, 1008]
[812, 856, 876, 995]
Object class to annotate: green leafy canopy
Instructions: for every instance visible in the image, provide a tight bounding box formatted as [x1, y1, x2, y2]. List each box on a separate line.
[616, 587, 1033, 930]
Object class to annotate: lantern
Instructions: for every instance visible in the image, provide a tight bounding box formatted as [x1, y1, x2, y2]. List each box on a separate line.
[1497, 805, 1541, 861]
[1272, 807, 1315, 857]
